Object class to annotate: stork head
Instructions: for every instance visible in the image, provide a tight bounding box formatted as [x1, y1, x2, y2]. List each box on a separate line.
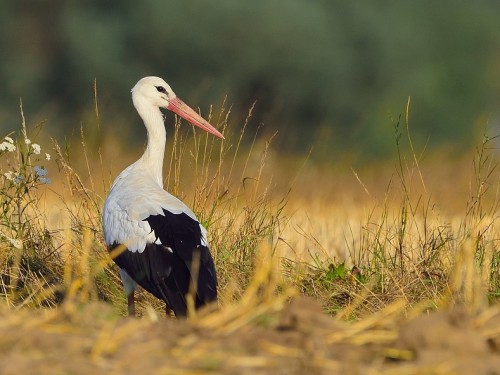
[132, 76, 224, 139]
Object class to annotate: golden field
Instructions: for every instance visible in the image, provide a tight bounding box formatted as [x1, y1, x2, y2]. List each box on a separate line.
[0, 108, 499, 374]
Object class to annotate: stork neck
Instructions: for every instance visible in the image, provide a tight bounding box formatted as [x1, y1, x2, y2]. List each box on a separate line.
[136, 102, 166, 187]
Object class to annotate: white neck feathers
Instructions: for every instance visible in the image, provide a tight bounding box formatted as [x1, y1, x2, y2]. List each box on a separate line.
[132, 96, 166, 187]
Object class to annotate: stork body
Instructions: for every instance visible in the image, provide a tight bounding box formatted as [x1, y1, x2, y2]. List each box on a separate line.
[103, 76, 223, 317]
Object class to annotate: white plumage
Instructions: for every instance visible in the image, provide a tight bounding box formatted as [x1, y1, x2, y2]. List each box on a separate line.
[103, 164, 204, 252]
[103, 76, 223, 317]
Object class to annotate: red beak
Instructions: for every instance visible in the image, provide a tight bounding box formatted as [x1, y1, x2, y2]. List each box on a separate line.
[166, 97, 224, 139]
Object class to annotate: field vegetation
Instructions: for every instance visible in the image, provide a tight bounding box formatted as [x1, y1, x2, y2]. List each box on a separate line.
[0, 102, 499, 373]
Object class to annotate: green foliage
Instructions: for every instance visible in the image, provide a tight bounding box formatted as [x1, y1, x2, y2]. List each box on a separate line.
[325, 262, 347, 282]
[1, 1, 500, 157]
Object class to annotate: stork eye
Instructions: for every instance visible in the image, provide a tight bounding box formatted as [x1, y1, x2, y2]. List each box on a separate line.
[156, 86, 166, 93]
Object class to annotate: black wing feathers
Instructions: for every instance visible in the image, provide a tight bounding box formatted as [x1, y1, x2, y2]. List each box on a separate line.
[113, 209, 217, 317]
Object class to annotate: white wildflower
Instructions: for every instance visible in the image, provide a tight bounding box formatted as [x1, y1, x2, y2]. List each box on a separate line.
[45, 153, 51, 161]
[34, 165, 48, 177]
[3, 171, 14, 181]
[8, 238, 23, 249]
[25, 138, 31, 145]
[32, 143, 41, 154]
[4, 136, 14, 143]
[0, 141, 16, 152]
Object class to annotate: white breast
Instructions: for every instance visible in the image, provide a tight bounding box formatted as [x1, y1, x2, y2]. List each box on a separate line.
[103, 162, 202, 253]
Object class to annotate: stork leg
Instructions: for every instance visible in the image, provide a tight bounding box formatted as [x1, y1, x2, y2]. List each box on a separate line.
[119, 268, 137, 317]
[127, 291, 136, 317]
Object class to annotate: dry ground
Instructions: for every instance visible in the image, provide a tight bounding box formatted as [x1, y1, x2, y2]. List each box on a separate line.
[1, 297, 499, 375]
[1, 118, 499, 374]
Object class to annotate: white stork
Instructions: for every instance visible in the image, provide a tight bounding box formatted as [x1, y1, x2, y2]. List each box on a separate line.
[103, 76, 223, 317]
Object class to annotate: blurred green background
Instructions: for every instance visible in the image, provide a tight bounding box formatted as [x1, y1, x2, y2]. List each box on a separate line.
[1, 0, 499, 159]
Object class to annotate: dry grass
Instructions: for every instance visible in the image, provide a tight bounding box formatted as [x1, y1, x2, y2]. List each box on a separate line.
[0, 101, 499, 373]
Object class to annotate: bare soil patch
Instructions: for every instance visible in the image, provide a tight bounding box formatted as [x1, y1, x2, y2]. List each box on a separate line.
[1, 297, 499, 374]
